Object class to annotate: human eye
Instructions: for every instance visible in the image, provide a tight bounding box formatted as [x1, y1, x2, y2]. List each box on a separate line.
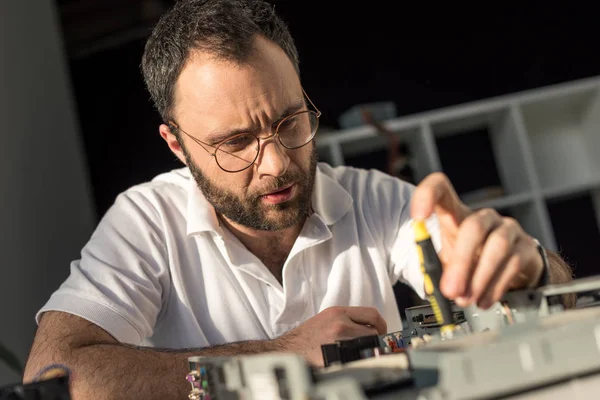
[219, 135, 254, 152]
[278, 114, 299, 131]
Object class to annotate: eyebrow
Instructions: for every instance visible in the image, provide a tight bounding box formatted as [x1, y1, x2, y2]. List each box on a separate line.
[206, 101, 305, 144]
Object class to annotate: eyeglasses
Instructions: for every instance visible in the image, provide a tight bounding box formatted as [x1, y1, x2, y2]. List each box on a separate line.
[169, 88, 321, 173]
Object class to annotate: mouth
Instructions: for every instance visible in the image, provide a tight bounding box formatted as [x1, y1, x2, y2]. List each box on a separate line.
[260, 183, 296, 204]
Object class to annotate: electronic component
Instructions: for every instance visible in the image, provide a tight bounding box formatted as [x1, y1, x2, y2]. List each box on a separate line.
[185, 276, 600, 399]
[408, 306, 600, 399]
[320, 330, 407, 367]
[321, 334, 380, 367]
[186, 353, 367, 400]
[404, 303, 467, 340]
[0, 376, 71, 400]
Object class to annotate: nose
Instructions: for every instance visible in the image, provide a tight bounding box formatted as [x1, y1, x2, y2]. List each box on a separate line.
[255, 138, 290, 178]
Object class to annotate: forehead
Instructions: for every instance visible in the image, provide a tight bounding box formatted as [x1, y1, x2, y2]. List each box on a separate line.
[173, 36, 301, 130]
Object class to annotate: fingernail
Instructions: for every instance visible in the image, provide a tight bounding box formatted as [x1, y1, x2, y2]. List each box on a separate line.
[479, 298, 492, 309]
[462, 287, 472, 299]
[455, 296, 471, 308]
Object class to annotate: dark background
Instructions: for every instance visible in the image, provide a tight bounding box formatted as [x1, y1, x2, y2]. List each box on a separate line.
[54, 1, 600, 284]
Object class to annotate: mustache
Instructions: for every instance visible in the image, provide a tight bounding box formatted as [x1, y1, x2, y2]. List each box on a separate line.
[252, 173, 300, 198]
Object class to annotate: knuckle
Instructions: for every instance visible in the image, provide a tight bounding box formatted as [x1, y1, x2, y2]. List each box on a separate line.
[324, 306, 343, 316]
[478, 207, 498, 220]
[431, 171, 446, 181]
[502, 216, 520, 232]
[465, 215, 487, 236]
[330, 320, 347, 336]
[436, 171, 451, 184]
[419, 186, 436, 203]
[366, 306, 378, 315]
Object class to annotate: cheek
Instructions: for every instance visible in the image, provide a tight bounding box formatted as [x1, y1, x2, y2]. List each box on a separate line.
[185, 144, 215, 171]
[290, 145, 314, 169]
[222, 169, 254, 195]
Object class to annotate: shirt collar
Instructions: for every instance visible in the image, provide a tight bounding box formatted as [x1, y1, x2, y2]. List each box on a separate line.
[309, 163, 353, 225]
[185, 163, 354, 236]
[186, 177, 221, 236]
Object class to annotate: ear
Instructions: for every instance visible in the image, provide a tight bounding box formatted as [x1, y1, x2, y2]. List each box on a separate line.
[159, 124, 187, 165]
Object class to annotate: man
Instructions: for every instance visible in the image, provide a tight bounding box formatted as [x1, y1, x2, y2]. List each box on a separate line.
[23, 0, 574, 398]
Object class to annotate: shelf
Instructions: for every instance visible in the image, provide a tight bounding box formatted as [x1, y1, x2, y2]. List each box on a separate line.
[340, 125, 423, 185]
[429, 104, 508, 138]
[315, 124, 378, 147]
[542, 178, 600, 201]
[466, 191, 534, 211]
[431, 106, 533, 201]
[546, 191, 600, 279]
[519, 87, 600, 191]
[339, 131, 396, 159]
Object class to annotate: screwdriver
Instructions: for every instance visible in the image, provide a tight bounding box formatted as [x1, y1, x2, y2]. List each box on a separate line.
[413, 220, 456, 338]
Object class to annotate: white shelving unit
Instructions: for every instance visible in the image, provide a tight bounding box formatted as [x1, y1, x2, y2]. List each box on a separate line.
[316, 76, 600, 274]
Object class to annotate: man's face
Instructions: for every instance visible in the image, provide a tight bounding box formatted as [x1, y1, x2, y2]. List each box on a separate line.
[182, 142, 317, 231]
[170, 37, 318, 231]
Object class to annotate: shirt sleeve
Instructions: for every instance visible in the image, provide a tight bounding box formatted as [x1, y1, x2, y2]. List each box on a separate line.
[36, 189, 169, 344]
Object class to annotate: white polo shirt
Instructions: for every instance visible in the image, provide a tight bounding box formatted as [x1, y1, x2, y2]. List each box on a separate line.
[36, 163, 440, 348]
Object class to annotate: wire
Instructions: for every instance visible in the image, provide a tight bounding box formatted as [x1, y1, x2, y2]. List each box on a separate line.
[502, 302, 515, 325]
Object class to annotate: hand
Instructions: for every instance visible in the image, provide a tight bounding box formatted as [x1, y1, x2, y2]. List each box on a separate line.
[410, 172, 544, 310]
[275, 306, 387, 367]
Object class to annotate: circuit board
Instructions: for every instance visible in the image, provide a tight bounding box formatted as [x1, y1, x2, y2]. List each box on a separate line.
[185, 275, 600, 400]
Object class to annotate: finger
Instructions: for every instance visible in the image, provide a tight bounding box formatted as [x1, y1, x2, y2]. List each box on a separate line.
[410, 172, 467, 221]
[478, 239, 536, 309]
[442, 208, 503, 299]
[469, 217, 521, 305]
[344, 307, 387, 334]
[336, 325, 380, 341]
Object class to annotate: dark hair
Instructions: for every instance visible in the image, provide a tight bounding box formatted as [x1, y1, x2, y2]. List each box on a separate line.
[141, 0, 300, 123]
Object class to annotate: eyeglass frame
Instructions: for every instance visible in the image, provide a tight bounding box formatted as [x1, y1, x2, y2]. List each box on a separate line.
[168, 88, 322, 173]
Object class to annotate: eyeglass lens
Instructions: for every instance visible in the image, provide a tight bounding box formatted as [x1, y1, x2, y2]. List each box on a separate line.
[215, 110, 319, 172]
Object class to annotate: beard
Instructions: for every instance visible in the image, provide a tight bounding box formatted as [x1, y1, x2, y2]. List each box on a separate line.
[182, 143, 318, 231]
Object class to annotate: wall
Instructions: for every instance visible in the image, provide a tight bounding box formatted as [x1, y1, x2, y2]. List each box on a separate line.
[0, 1, 96, 386]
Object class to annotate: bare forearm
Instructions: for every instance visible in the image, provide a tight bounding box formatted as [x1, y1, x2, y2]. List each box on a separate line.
[25, 339, 285, 400]
[546, 250, 574, 284]
[546, 249, 576, 307]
